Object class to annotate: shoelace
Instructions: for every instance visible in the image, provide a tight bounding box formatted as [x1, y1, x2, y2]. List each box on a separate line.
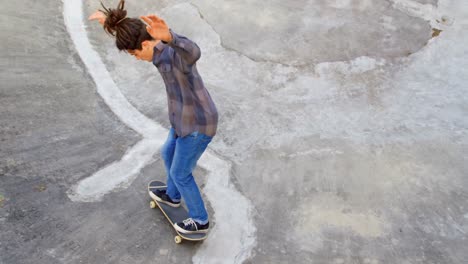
[182, 218, 198, 231]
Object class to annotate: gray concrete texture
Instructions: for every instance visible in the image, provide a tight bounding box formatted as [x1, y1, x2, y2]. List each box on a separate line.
[1, 0, 468, 263]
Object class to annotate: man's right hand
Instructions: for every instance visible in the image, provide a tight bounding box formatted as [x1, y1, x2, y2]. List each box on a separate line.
[89, 10, 106, 25]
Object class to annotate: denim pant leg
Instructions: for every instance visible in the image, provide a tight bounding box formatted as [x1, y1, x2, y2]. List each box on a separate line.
[160, 128, 181, 201]
[170, 131, 212, 224]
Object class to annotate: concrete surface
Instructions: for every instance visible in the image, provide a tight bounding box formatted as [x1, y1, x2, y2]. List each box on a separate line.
[1, 0, 468, 263]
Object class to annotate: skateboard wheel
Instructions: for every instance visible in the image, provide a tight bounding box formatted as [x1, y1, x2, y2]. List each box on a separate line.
[174, 236, 182, 244]
[149, 201, 156, 209]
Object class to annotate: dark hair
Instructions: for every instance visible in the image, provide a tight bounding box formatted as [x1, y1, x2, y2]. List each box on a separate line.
[100, 0, 152, 51]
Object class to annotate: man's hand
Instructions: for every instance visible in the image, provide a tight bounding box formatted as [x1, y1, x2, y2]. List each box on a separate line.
[89, 10, 106, 25]
[140, 15, 173, 43]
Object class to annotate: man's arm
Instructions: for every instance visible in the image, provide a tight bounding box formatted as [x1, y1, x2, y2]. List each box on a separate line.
[89, 10, 106, 25]
[163, 29, 201, 66]
[141, 15, 201, 65]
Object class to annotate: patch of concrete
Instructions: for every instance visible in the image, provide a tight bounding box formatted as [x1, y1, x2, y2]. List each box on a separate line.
[296, 194, 386, 238]
[192, 0, 433, 65]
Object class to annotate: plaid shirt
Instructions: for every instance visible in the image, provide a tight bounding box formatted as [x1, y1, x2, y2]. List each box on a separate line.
[153, 30, 218, 137]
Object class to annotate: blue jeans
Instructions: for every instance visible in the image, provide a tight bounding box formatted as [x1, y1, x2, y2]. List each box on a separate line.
[160, 128, 212, 224]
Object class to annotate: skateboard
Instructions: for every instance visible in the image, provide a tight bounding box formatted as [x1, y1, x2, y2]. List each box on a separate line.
[147, 180, 207, 244]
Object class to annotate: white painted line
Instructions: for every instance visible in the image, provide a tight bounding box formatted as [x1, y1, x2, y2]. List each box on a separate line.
[390, 0, 437, 20]
[389, 0, 443, 28]
[63, 0, 165, 202]
[62, 0, 256, 263]
[68, 138, 161, 202]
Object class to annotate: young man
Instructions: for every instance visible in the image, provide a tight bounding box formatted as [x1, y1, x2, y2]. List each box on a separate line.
[89, 0, 218, 234]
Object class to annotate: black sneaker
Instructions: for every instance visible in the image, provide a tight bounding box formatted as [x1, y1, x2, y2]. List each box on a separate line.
[149, 189, 180, 208]
[174, 218, 209, 234]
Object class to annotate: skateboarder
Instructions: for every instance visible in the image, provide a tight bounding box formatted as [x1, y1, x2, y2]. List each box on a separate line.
[89, 0, 217, 234]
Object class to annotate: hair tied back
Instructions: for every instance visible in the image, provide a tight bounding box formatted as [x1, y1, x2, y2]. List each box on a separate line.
[116, 17, 127, 25]
[100, 0, 127, 36]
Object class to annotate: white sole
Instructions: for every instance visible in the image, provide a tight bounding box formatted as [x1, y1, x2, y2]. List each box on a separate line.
[174, 223, 209, 234]
[148, 191, 181, 208]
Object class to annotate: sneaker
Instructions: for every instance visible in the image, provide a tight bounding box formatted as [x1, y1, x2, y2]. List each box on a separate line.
[174, 218, 209, 234]
[149, 189, 180, 208]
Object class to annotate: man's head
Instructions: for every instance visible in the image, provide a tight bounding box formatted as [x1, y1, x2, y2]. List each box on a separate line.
[99, 0, 157, 61]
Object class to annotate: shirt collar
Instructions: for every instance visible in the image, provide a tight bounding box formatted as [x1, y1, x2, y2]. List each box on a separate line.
[152, 41, 166, 65]
[154, 41, 166, 52]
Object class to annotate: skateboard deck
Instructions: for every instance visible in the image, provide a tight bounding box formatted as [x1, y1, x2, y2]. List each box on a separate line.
[147, 180, 207, 244]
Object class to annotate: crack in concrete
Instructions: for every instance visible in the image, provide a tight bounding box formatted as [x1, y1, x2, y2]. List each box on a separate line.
[189, 2, 305, 68]
[189, 0, 437, 72]
[189, 1, 441, 72]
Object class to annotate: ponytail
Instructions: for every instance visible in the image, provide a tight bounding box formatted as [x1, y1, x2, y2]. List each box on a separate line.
[100, 0, 152, 51]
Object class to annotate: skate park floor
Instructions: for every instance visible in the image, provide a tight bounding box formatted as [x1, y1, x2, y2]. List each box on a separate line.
[1, 0, 467, 263]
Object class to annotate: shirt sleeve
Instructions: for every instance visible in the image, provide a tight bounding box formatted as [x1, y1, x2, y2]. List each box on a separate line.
[163, 29, 201, 65]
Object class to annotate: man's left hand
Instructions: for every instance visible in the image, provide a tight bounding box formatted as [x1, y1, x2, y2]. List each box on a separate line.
[140, 15, 173, 43]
